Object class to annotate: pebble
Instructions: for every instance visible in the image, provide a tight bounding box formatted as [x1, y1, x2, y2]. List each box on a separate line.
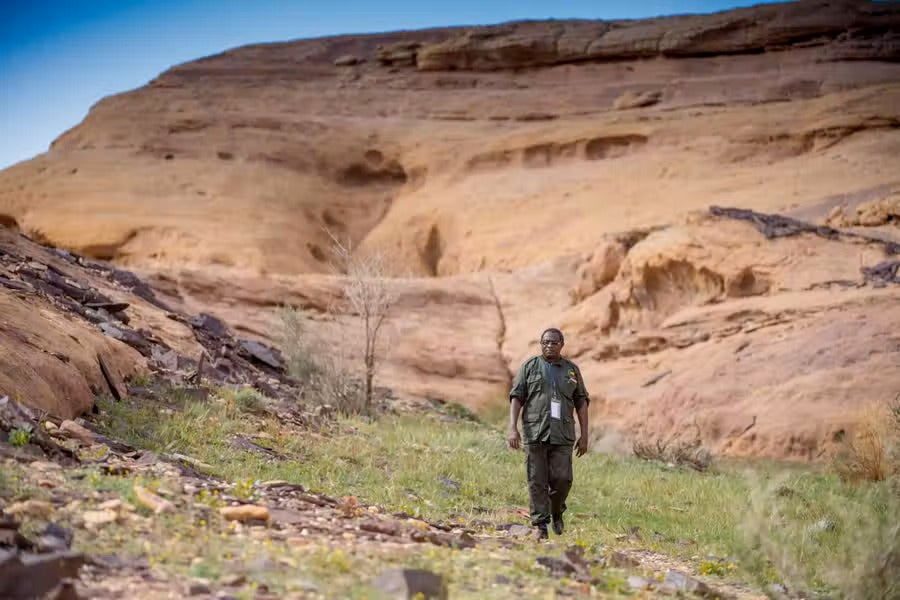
[7, 499, 53, 518]
[98, 499, 124, 511]
[82, 509, 118, 530]
[221, 574, 246, 586]
[188, 581, 212, 595]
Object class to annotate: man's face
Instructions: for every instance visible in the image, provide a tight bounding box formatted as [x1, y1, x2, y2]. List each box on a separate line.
[540, 331, 564, 361]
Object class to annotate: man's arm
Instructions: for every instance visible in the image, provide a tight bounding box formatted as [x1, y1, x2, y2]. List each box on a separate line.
[575, 401, 589, 456]
[573, 364, 590, 457]
[508, 362, 528, 450]
[508, 396, 524, 450]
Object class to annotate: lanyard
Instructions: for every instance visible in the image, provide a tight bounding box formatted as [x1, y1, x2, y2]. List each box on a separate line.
[543, 360, 559, 400]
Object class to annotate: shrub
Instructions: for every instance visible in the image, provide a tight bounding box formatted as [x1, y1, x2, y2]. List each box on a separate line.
[832, 397, 900, 483]
[274, 305, 320, 385]
[275, 229, 396, 417]
[231, 387, 266, 415]
[324, 229, 396, 412]
[632, 421, 713, 472]
[8, 424, 33, 447]
[275, 305, 366, 416]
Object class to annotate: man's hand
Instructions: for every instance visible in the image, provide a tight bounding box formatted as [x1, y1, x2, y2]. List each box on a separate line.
[508, 427, 522, 450]
[575, 435, 588, 457]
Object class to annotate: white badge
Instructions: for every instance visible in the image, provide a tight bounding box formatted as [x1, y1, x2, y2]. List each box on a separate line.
[551, 400, 561, 420]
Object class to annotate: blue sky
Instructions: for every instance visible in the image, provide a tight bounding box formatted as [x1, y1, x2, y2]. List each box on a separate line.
[1, 0, 784, 170]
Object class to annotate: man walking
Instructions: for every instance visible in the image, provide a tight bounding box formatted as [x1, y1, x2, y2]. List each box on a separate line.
[508, 327, 590, 540]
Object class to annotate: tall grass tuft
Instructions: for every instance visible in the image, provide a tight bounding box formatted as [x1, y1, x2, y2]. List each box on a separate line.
[274, 305, 366, 416]
[832, 398, 900, 483]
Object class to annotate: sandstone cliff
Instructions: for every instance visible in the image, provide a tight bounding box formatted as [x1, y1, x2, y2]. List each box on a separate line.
[1, 0, 899, 460]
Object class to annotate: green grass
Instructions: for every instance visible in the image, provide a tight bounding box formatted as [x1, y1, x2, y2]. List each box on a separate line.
[88, 388, 898, 599]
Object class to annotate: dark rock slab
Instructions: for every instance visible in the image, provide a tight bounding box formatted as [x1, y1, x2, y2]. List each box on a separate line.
[371, 568, 448, 599]
[238, 339, 284, 370]
[535, 555, 577, 577]
[0, 550, 85, 600]
[659, 570, 729, 598]
[231, 435, 287, 460]
[710, 205, 900, 254]
[85, 301, 130, 313]
[189, 313, 229, 338]
[862, 259, 900, 285]
[0, 276, 30, 292]
[109, 268, 172, 311]
[98, 323, 152, 356]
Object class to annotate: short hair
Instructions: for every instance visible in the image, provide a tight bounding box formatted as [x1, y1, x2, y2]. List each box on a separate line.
[540, 327, 564, 343]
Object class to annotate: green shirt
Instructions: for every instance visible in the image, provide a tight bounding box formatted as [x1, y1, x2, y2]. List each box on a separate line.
[509, 355, 590, 445]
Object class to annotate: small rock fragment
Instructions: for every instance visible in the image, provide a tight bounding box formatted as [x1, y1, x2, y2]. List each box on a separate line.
[134, 451, 159, 466]
[808, 518, 836, 533]
[221, 573, 246, 586]
[0, 551, 85, 600]
[660, 571, 718, 597]
[338, 496, 359, 518]
[437, 476, 459, 491]
[627, 575, 655, 591]
[134, 485, 175, 514]
[372, 568, 448, 600]
[606, 550, 639, 568]
[507, 524, 532, 538]
[287, 578, 320, 593]
[36, 523, 74, 552]
[238, 339, 283, 370]
[97, 499, 123, 512]
[98, 322, 151, 355]
[7, 500, 52, 519]
[166, 453, 214, 473]
[258, 480, 304, 492]
[82, 510, 118, 530]
[219, 505, 270, 522]
[613, 89, 663, 110]
[188, 581, 212, 595]
[30, 460, 62, 472]
[85, 301, 130, 313]
[57, 420, 94, 445]
[37, 475, 64, 489]
[45, 579, 81, 600]
[334, 54, 361, 66]
[535, 555, 577, 577]
[189, 313, 229, 337]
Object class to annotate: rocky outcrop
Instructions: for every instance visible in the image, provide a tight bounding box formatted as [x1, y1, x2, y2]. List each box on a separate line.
[416, 1, 900, 71]
[0, 228, 298, 419]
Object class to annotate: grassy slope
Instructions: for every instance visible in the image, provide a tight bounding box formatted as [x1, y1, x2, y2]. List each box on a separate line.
[76, 387, 898, 599]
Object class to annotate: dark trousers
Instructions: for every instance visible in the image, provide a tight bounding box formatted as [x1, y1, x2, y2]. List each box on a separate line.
[525, 442, 574, 526]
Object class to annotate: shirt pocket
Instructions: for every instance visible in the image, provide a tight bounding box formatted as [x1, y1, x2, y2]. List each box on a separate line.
[558, 376, 577, 399]
[526, 375, 543, 396]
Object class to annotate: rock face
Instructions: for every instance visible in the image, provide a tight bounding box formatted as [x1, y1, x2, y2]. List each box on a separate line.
[416, 1, 900, 70]
[1, 1, 899, 459]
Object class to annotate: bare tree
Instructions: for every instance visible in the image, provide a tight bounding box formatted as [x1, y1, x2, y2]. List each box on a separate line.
[324, 229, 396, 411]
